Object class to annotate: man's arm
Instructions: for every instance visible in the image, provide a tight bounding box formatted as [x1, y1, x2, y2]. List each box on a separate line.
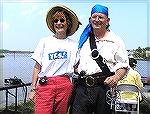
[104, 68, 128, 87]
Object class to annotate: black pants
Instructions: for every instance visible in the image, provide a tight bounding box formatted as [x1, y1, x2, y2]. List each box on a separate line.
[70, 85, 112, 114]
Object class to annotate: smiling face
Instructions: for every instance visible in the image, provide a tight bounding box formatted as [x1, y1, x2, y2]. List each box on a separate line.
[90, 12, 110, 30]
[52, 11, 68, 35]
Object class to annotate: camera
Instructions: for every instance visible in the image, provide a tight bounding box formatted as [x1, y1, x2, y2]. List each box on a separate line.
[39, 76, 47, 85]
[4, 78, 22, 85]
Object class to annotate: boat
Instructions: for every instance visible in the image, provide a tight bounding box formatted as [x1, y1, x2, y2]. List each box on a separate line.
[0, 53, 5, 58]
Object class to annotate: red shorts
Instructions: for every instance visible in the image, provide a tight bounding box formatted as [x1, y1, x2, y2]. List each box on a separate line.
[34, 76, 73, 114]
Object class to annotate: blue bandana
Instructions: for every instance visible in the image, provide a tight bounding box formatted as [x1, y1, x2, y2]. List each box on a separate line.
[91, 4, 108, 16]
[78, 4, 109, 49]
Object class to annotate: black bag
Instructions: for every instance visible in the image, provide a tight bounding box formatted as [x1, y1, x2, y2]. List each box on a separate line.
[5, 78, 22, 85]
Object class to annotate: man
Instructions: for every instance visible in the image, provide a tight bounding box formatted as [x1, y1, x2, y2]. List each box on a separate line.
[70, 4, 129, 114]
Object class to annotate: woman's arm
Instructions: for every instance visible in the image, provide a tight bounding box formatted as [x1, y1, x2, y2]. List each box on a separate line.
[29, 62, 41, 100]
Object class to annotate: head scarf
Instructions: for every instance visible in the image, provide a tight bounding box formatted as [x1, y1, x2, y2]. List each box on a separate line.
[78, 4, 109, 49]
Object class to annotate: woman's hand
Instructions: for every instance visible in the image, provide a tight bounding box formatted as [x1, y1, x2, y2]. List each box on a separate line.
[28, 89, 37, 102]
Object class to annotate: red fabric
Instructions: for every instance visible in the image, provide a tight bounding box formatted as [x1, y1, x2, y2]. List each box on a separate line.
[34, 76, 73, 114]
[147, 75, 150, 85]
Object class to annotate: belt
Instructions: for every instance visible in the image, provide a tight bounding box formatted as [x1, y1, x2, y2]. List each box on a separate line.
[78, 72, 107, 87]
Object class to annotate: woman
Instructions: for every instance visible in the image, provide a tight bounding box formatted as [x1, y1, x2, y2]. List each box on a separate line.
[118, 58, 143, 89]
[29, 5, 81, 114]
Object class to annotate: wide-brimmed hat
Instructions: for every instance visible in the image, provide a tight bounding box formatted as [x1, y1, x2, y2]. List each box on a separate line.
[46, 5, 81, 36]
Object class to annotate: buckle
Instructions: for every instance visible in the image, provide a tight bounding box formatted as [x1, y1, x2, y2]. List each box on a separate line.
[85, 76, 95, 87]
[91, 49, 99, 60]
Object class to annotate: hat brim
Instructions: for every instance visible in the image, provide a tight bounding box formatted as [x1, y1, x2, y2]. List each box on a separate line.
[46, 5, 80, 36]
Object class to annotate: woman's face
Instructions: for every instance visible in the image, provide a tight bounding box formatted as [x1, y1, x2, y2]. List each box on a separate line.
[53, 12, 68, 34]
[90, 12, 110, 30]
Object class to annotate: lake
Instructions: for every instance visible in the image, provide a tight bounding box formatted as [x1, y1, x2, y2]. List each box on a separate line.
[1, 54, 149, 82]
[0, 53, 34, 107]
[0, 54, 150, 107]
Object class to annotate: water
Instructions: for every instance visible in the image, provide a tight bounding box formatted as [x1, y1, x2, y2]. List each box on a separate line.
[2, 54, 34, 82]
[0, 53, 35, 108]
[136, 60, 150, 93]
[136, 60, 150, 78]
[0, 54, 150, 107]
[1, 54, 149, 83]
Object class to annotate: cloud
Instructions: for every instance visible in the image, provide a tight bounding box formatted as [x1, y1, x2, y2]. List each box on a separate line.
[1, 0, 36, 2]
[0, 22, 10, 31]
[19, 0, 37, 2]
[21, 5, 38, 16]
[79, 15, 87, 21]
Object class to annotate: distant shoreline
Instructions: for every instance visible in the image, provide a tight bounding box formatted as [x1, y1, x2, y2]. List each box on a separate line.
[136, 58, 150, 61]
[0, 50, 33, 57]
[0, 50, 34, 54]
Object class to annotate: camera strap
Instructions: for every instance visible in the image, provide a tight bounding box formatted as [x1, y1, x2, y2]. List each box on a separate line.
[89, 32, 114, 76]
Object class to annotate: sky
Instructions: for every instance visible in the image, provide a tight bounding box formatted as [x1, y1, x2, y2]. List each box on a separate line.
[0, 0, 150, 51]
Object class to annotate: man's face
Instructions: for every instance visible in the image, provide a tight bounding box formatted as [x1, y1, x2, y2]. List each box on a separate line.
[90, 12, 110, 30]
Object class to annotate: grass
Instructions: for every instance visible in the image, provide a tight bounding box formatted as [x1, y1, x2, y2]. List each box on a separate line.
[0, 96, 150, 114]
[0, 100, 34, 114]
[139, 96, 150, 114]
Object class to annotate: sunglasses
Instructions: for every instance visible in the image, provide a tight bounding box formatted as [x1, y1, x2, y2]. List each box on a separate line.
[53, 18, 65, 23]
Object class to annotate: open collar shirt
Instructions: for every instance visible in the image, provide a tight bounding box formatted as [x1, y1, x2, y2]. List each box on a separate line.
[78, 30, 129, 75]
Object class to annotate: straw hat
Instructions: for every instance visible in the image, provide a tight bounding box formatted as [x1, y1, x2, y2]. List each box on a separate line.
[46, 5, 81, 36]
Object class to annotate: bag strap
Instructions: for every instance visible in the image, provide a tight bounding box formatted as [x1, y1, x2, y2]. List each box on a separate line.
[89, 32, 114, 76]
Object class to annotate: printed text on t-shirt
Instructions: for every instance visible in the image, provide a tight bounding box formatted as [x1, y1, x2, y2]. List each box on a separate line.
[48, 51, 67, 60]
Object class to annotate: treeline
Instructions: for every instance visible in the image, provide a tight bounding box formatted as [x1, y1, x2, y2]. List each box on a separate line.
[1, 47, 150, 60]
[130, 47, 150, 60]
[0, 49, 33, 54]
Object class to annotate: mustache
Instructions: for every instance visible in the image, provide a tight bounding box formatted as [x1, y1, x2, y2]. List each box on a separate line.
[93, 21, 109, 30]
[99, 21, 108, 28]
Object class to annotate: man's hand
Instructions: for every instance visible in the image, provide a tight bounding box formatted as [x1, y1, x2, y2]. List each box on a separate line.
[104, 75, 119, 87]
[104, 68, 128, 87]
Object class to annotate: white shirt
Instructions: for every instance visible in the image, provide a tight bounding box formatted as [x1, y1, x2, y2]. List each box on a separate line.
[32, 36, 79, 77]
[78, 30, 129, 75]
